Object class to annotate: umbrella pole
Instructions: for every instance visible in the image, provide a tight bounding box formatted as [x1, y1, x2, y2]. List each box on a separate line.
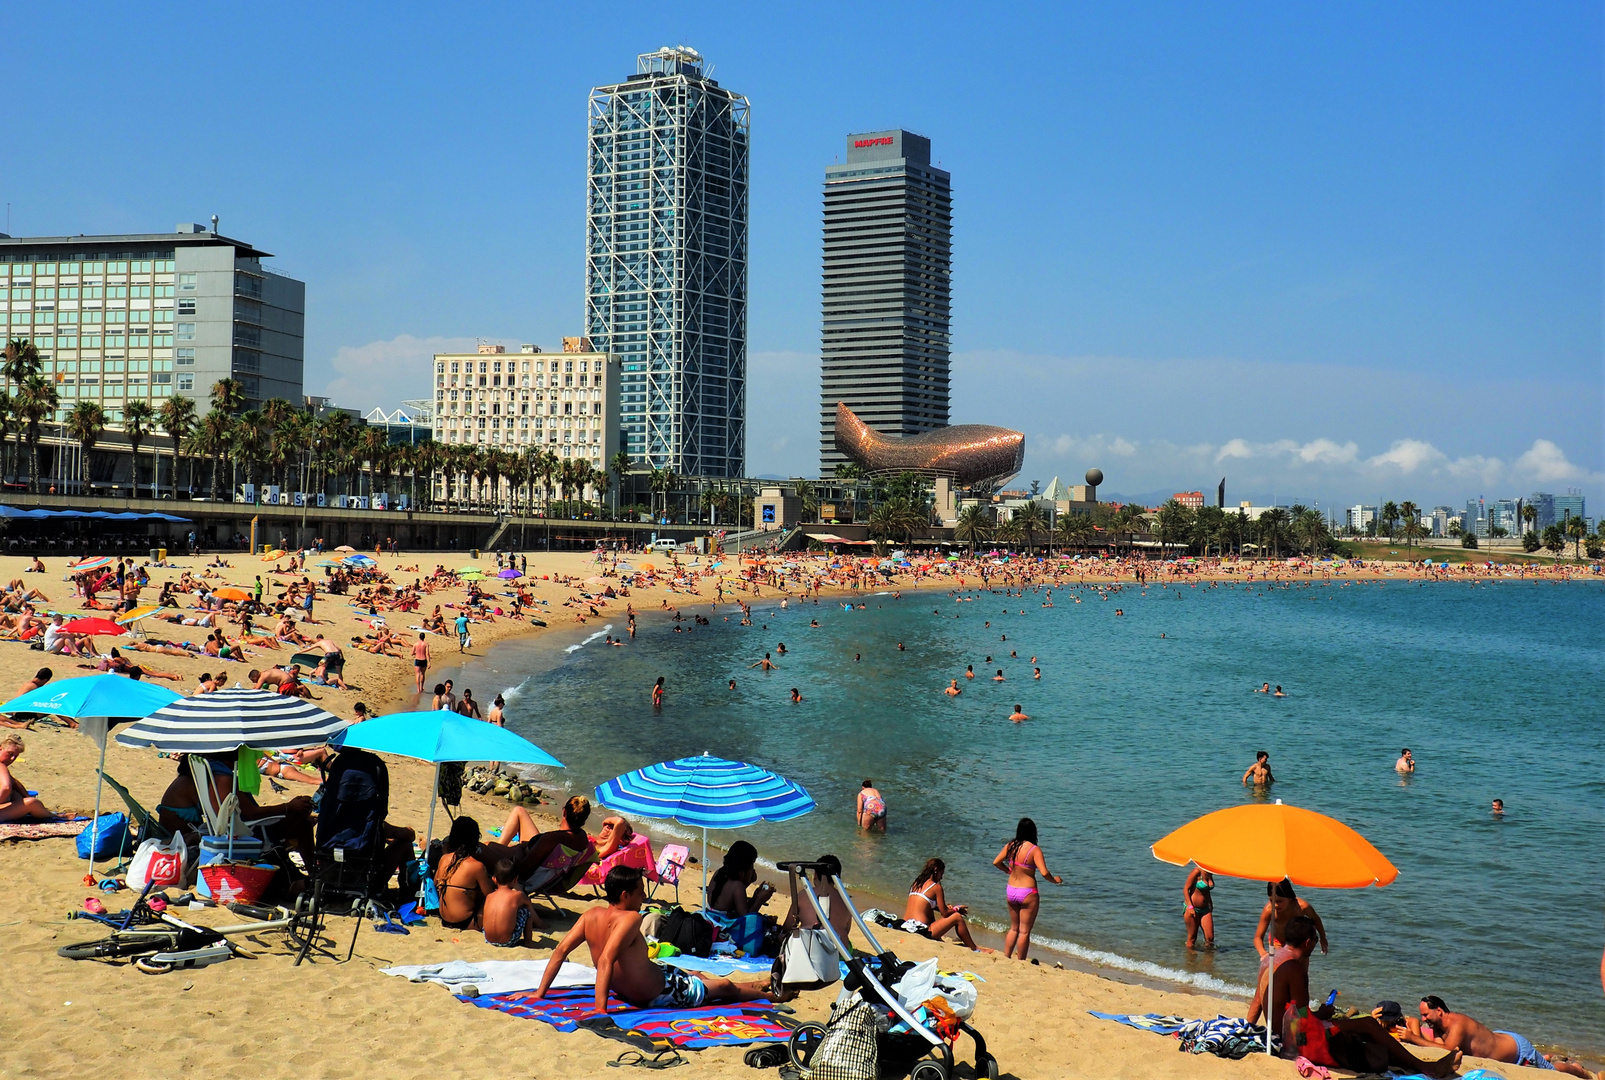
[88, 737, 107, 877]
[701, 827, 708, 910]
[420, 762, 441, 907]
[1266, 945, 1276, 1055]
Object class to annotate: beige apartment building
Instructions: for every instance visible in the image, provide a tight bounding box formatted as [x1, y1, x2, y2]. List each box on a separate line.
[431, 338, 621, 469]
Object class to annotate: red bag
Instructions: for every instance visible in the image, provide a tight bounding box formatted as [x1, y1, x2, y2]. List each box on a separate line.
[1282, 1004, 1337, 1067]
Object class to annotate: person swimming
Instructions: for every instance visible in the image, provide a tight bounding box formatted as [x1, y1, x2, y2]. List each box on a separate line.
[945, 680, 962, 696]
[1008, 705, 1029, 722]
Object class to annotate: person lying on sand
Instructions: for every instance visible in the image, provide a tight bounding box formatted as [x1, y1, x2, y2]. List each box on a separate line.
[534, 866, 770, 1013]
[1409, 996, 1592, 1076]
[0, 736, 55, 821]
[1248, 916, 1459, 1077]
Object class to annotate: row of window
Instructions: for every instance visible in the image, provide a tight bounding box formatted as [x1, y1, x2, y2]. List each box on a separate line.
[10, 311, 176, 325]
[439, 357, 602, 375]
[0, 260, 177, 276]
[44, 358, 174, 373]
[440, 415, 601, 433]
[441, 399, 603, 418]
[11, 335, 176, 348]
[441, 428, 604, 456]
[438, 373, 604, 390]
[438, 388, 603, 403]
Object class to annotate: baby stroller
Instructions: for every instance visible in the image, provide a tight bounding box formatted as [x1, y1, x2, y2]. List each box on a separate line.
[777, 860, 997, 1080]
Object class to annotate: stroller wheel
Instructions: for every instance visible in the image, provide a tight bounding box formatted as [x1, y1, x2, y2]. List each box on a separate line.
[909, 1062, 949, 1080]
[977, 1052, 1000, 1079]
[786, 1023, 827, 1069]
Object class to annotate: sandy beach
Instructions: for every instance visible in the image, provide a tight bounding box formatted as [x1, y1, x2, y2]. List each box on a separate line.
[0, 546, 1592, 1080]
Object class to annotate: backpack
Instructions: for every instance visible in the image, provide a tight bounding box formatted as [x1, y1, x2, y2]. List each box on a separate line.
[658, 907, 713, 957]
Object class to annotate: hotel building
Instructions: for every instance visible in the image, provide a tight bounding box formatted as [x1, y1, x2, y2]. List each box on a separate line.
[819, 130, 952, 476]
[430, 339, 620, 466]
[0, 225, 304, 417]
[586, 46, 749, 477]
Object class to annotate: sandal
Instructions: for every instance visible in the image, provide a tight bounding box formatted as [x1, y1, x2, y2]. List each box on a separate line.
[607, 1049, 686, 1070]
[82, 896, 106, 916]
[743, 1045, 788, 1069]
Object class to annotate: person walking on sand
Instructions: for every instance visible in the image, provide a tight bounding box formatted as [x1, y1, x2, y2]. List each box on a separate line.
[1184, 866, 1215, 949]
[856, 780, 886, 831]
[412, 633, 430, 693]
[993, 818, 1060, 960]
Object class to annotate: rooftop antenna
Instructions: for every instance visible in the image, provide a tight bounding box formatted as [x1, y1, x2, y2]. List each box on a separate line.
[211, 214, 219, 234]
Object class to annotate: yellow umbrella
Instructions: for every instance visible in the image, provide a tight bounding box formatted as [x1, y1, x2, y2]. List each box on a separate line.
[1151, 800, 1398, 1054]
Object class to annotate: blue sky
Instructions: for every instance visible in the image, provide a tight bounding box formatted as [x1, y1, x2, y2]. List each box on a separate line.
[5, 3, 1599, 507]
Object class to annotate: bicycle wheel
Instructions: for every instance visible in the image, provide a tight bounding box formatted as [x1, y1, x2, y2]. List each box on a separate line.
[58, 932, 177, 960]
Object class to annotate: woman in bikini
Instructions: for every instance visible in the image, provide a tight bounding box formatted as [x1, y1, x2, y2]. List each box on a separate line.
[482, 796, 595, 892]
[435, 816, 496, 930]
[901, 858, 979, 949]
[1183, 865, 1215, 948]
[992, 817, 1061, 960]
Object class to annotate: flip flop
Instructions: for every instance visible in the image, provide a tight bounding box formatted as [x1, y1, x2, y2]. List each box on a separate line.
[82, 897, 106, 915]
[743, 1045, 788, 1068]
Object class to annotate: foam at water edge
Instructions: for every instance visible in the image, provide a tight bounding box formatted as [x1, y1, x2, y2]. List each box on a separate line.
[970, 917, 1254, 996]
[564, 624, 615, 653]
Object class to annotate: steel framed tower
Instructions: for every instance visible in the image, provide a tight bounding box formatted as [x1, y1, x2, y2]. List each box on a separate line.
[586, 46, 749, 478]
[819, 130, 951, 477]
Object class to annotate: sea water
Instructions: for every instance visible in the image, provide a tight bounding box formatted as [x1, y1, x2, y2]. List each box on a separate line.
[453, 577, 1605, 1055]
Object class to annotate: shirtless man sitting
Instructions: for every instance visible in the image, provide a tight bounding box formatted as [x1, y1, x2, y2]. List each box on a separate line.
[533, 866, 769, 1013]
[1248, 917, 1459, 1077]
[1409, 995, 1590, 1076]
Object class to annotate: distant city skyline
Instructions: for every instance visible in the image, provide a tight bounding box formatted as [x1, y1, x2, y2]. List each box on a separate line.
[2, 5, 1597, 506]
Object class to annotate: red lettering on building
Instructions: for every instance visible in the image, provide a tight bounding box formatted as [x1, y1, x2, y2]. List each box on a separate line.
[853, 137, 895, 148]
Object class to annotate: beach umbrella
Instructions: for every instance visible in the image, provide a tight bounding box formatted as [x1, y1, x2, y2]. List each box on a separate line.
[116, 689, 348, 755]
[334, 545, 355, 553]
[1151, 800, 1397, 1053]
[211, 586, 251, 601]
[61, 617, 127, 637]
[343, 554, 376, 567]
[116, 605, 167, 626]
[69, 557, 113, 572]
[497, 568, 521, 579]
[0, 674, 182, 871]
[315, 560, 344, 568]
[334, 711, 564, 898]
[594, 753, 816, 905]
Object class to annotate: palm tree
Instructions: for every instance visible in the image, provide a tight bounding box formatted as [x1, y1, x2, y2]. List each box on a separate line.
[65, 400, 107, 494]
[609, 450, 631, 521]
[157, 394, 197, 499]
[1542, 523, 1565, 558]
[15, 376, 58, 494]
[1294, 507, 1330, 555]
[211, 377, 246, 415]
[1152, 498, 1196, 557]
[591, 467, 611, 519]
[1191, 505, 1225, 557]
[1397, 501, 1420, 550]
[230, 411, 268, 496]
[3, 338, 41, 398]
[1114, 503, 1148, 556]
[954, 502, 992, 556]
[0, 390, 15, 484]
[359, 427, 388, 499]
[1014, 501, 1048, 555]
[188, 409, 233, 501]
[1380, 501, 1400, 542]
[793, 479, 819, 524]
[1565, 514, 1588, 561]
[867, 500, 897, 554]
[1256, 507, 1290, 558]
[1055, 511, 1095, 553]
[122, 399, 154, 498]
[994, 514, 1025, 553]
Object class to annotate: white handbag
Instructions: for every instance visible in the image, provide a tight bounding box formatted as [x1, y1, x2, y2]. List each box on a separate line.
[780, 927, 840, 986]
[128, 834, 190, 890]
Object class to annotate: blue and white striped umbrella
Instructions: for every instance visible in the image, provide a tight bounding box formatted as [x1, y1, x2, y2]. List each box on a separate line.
[595, 753, 815, 905]
[115, 688, 348, 754]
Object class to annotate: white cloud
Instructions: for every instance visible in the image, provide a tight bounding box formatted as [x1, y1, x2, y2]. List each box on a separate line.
[314, 334, 477, 410]
[1513, 439, 1598, 484]
[1216, 438, 1253, 461]
[1297, 439, 1359, 465]
[1366, 439, 1446, 473]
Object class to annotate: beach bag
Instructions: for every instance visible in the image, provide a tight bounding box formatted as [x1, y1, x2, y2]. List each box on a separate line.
[806, 997, 878, 1080]
[1282, 1005, 1336, 1067]
[128, 833, 189, 890]
[75, 813, 129, 860]
[778, 927, 840, 987]
[658, 907, 713, 957]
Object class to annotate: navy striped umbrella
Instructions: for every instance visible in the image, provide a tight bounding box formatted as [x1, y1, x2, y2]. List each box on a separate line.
[595, 753, 815, 905]
[115, 689, 348, 754]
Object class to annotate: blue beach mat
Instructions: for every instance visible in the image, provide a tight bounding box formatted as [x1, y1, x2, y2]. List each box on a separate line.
[458, 985, 796, 1050]
[1087, 1012, 1189, 1035]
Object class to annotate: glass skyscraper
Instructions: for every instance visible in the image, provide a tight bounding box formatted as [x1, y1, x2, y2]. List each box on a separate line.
[819, 130, 952, 477]
[586, 46, 749, 478]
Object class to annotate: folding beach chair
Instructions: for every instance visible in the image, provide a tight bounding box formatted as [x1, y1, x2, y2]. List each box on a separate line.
[187, 756, 284, 857]
[292, 845, 388, 965]
[98, 770, 173, 845]
[651, 844, 690, 904]
[580, 834, 659, 897]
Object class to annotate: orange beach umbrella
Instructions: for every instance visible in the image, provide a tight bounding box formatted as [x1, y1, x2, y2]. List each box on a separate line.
[1152, 800, 1397, 1054]
[211, 587, 251, 602]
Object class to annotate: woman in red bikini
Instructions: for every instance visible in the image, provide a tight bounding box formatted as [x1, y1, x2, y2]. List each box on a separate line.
[992, 817, 1061, 960]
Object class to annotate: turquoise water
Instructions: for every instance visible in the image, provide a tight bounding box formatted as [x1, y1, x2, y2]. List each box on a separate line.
[457, 577, 1605, 1056]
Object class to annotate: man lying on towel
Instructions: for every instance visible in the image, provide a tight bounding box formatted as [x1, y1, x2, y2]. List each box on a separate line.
[533, 866, 769, 1014]
[1408, 996, 1591, 1076]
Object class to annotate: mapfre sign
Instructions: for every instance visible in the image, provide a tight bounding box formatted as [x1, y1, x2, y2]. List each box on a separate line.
[853, 137, 894, 148]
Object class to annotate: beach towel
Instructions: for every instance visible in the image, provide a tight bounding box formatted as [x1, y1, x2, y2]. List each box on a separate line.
[381, 959, 596, 996]
[1176, 1016, 1279, 1058]
[662, 954, 775, 977]
[0, 817, 90, 842]
[458, 985, 796, 1050]
[1087, 1012, 1190, 1036]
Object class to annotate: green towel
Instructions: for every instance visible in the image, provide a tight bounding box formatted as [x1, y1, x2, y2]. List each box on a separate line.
[237, 746, 262, 796]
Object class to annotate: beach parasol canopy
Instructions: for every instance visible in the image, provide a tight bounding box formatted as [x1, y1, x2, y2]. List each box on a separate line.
[69, 557, 113, 572]
[211, 586, 251, 601]
[334, 545, 356, 552]
[1151, 800, 1397, 1053]
[61, 618, 127, 637]
[497, 568, 522, 578]
[116, 688, 348, 755]
[0, 674, 183, 871]
[334, 710, 565, 899]
[595, 753, 816, 905]
[343, 554, 376, 567]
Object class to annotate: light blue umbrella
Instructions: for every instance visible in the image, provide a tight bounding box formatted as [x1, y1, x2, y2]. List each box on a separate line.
[334, 711, 564, 849]
[594, 752, 816, 905]
[343, 554, 376, 568]
[0, 675, 183, 871]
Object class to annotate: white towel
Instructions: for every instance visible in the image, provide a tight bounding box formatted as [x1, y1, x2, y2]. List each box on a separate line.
[381, 959, 597, 997]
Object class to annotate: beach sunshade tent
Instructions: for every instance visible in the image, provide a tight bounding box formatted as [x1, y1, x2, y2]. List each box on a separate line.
[594, 753, 816, 906]
[117, 689, 348, 755]
[1151, 800, 1398, 1053]
[0, 675, 182, 871]
[61, 618, 127, 637]
[334, 711, 564, 898]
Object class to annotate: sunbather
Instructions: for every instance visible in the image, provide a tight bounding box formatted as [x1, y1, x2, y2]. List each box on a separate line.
[534, 866, 770, 1013]
[706, 840, 775, 917]
[1408, 996, 1591, 1076]
[594, 815, 633, 860]
[435, 815, 496, 930]
[1247, 916, 1459, 1077]
[482, 857, 544, 945]
[156, 753, 316, 854]
[0, 736, 54, 821]
[484, 796, 595, 892]
[900, 857, 978, 949]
